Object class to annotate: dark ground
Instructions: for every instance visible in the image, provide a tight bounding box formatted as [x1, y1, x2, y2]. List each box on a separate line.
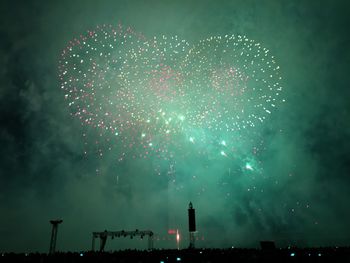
[2, 247, 350, 263]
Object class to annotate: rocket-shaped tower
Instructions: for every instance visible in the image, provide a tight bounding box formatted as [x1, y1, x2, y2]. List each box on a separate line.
[188, 202, 196, 249]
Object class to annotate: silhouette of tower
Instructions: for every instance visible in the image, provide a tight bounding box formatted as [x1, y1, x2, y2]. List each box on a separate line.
[188, 202, 196, 249]
[49, 219, 63, 254]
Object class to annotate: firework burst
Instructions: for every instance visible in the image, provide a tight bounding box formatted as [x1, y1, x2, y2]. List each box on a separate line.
[58, 24, 283, 163]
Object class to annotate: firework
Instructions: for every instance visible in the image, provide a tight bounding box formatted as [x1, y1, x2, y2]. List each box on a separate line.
[182, 35, 283, 132]
[58, 24, 283, 162]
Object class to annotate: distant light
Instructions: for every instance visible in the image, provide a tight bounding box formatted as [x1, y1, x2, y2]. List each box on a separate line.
[80, 253, 84, 257]
[160, 261, 165, 263]
[176, 257, 181, 261]
[220, 151, 226, 156]
[115, 132, 118, 136]
[168, 229, 176, 234]
[221, 140, 226, 146]
[179, 115, 185, 121]
[245, 163, 253, 171]
[318, 253, 322, 257]
[141, 133, 146, 138]
[290, 252, 295, 257]
[189, 137, 194, 143]
[199, 251, 203, 254]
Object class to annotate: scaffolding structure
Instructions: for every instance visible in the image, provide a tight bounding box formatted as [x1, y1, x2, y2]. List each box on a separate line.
[92, 229, 154, 251]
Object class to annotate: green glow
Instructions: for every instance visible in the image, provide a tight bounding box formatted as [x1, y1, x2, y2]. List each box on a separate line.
[178, 115, 185, 121]
[245, 163, 254, 171]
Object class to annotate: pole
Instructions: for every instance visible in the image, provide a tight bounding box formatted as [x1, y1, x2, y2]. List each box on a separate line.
[49, 220, 63, 254]
[92, 234, 96, 251]
[188, 202, 196, 249]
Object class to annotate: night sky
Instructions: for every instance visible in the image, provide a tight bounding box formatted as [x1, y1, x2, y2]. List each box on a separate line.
[1, 0, 350, 253]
